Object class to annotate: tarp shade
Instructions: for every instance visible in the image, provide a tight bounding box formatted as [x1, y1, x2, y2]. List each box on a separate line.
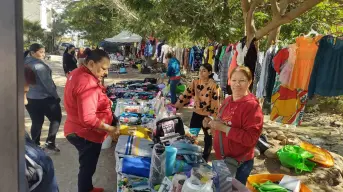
[104, 31, 142, 43]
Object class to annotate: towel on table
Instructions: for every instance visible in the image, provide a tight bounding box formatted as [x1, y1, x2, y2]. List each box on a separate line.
[115, 135, 153, 158]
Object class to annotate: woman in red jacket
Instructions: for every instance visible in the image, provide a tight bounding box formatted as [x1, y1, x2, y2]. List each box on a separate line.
[64, 49, 119, 192]
[203, 66, 263, 185]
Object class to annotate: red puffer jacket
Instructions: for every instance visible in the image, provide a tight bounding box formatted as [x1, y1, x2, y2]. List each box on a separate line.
[64, 66, 113, 143]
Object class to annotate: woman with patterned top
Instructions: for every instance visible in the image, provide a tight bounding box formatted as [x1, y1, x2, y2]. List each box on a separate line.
[175, 63, 220, 161]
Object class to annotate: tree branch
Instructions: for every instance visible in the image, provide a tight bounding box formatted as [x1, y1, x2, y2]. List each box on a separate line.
[256, 0, 324, 39]
[241, 0, 250, 13]
[270, 0, 280, 16]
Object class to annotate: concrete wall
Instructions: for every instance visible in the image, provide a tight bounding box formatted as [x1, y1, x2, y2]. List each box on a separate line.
[23, 0, 41, 22]
[23, 0, 53, 31]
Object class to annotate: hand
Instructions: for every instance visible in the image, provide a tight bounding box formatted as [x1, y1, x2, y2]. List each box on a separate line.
[208, 120, 223, 130]
[202, 117, 211, 128]
[106, 125, 120, 135]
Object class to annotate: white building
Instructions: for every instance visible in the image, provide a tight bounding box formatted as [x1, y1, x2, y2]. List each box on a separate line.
[23, 0, 53, 32]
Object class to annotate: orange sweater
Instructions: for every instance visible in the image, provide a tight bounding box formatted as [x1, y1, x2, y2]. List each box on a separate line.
[176, 79, 221, 117]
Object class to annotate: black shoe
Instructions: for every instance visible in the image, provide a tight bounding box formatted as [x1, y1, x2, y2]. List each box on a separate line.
[45, 143, 60, 152]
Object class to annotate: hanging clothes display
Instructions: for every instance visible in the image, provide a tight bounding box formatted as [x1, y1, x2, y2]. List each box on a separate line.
[203, 46, 209, 64]
[288, 35, 322, 90]
[207, 45, 215, 65]
[220, 46, 233, 94]
[227, 44, 238, 86]
[256, 45, 278, 98]
[270, 47, 307, 126]
[308, 35, 343, 98]
[161, 44, 171, 64]
[144, 41, 154, 57]
[271, 75, 308, 125]
[252, 52, 265, 94]
[244, 39, 258, 91]
[214, 44, 223, 74]
[156, 42, 165, 62]
[182, 48, 190, 70]
[279, 44, 296, 86]
[174, 47, 183, 63]
[189, 46, 203, 71]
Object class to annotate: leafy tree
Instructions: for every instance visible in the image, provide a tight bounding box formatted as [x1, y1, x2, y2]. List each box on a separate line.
[23, 19, 45, 48]
[62, 0, 123, 44]
[62, 0, 342, 46]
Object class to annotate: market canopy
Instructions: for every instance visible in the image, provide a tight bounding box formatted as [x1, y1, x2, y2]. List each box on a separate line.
[104, 31, 142, 43]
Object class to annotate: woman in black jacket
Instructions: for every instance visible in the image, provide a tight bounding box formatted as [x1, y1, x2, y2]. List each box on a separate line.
[63, 44, 77, 75]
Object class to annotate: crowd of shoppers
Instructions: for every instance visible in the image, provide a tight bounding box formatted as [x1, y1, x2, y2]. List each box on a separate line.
[23, 43, 263, 191]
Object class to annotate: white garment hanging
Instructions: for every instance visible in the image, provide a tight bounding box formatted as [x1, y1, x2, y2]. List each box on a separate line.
[161, 44, 171, 64]
[236, 42, 248, 66]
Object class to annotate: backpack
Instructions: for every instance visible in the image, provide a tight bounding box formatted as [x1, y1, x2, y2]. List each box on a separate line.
[154, 116, 185, 144]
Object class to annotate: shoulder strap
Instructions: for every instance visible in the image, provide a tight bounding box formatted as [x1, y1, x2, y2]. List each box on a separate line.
[218, 98, 230, 158]
[218, 97, 230, 119]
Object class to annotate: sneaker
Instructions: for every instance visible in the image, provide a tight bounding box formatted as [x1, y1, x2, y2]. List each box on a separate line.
[44, 143, 61, 152]
[90, 187, 104, 192]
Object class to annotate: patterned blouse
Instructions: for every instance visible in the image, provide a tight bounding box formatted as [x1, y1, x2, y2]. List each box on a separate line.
[177, 79, 221, 117]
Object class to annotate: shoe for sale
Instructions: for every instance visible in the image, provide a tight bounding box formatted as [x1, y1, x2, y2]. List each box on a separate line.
[44, 143, 61, 152]
[90, 187, 104, 192]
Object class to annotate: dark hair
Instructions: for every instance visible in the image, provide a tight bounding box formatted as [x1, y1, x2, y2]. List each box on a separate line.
[230, 66, 253, 82]
[165, 52, 174, 59]
[29, 43, 44, 53]
[24, 65, 36, 85]
[24, 50, 30, 58]
[85, 49, 110, 63]
[84, 48, 91, 57]
[200, 63, 214, 79]
[64, 44, 75, 54]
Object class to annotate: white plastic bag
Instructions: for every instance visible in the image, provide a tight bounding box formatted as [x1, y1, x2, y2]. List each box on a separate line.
[101, 135, 112, 149]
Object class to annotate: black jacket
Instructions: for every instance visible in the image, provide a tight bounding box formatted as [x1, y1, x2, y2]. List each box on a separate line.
[63, 53, 77, 74]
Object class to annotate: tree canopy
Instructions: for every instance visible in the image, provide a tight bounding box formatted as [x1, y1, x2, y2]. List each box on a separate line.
[60, 0, 343, 46]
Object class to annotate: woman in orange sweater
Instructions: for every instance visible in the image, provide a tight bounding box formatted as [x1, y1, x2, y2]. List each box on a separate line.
[175, 63, 221, 161]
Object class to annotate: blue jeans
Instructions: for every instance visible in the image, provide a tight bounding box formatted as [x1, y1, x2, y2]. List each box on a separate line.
[236, 159, 254, 185]
[169, 79, 180, 104]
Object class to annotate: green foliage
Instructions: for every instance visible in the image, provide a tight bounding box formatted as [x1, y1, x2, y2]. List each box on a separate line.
[62, 0, 343, 46]
[62, 0, 123, 44]
[280, 0, 343, 45]
[23, 19, 45, 48]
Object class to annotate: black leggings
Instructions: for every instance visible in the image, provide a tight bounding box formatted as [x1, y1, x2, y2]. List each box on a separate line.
[26, 98, 62, 146]
[189, 112, 212, 162]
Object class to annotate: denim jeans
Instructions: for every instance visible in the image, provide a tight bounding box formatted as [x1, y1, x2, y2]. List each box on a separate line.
[169, 79, 180, 104]
[67, 133, 102, 192]
[25, 132, 59, 192]
[236, 159, 254, 185]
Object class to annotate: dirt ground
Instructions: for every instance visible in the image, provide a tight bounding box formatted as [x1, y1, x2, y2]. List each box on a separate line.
[25, 55, 343, 192]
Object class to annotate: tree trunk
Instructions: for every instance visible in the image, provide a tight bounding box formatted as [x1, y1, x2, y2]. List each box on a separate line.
[266, 27, 280, 47]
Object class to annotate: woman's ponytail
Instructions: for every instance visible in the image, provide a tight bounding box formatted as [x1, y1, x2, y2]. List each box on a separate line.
[209, 73, 214, 79]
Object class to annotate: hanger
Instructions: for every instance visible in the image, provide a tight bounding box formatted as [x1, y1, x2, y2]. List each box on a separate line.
[305, 24, 319, 37]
